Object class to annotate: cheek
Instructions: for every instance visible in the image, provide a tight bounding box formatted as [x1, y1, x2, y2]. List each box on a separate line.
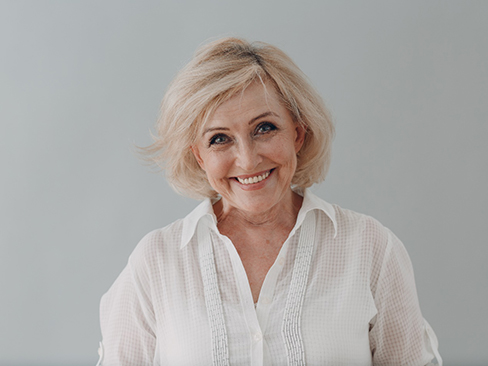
[203, 154, 233, 181]
[269, 140, 298, 167]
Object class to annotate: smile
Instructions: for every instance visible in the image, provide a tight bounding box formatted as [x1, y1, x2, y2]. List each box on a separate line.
[235, 170, 271, 185]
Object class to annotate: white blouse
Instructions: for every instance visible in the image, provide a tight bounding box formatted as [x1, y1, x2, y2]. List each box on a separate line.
[98, 190, 442, 366]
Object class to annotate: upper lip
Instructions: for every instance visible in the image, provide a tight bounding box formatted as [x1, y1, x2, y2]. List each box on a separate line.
[233, 169, 272, 179]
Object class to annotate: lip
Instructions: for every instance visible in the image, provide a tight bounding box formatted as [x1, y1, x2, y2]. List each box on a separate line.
[233, 169, 272, 180]
[231, 168, 275, 190]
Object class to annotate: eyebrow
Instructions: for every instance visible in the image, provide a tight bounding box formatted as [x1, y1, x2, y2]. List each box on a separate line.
[202, 111, 279, 136]
[249, 111, 279, 125]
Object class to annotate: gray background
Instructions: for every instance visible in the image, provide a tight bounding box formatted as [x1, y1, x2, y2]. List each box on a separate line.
[1, 1, 487, 365]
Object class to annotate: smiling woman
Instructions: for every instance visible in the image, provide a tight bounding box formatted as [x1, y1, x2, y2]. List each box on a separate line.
[145, 38, 334, 200]
[97, 37, 442, 366]
[191, 81, 305, 218]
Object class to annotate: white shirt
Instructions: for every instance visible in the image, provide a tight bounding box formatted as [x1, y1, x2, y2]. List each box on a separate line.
[98, 190, 442, 366]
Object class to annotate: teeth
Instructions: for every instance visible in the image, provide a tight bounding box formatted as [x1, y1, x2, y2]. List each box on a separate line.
[237, 170, 270, 185]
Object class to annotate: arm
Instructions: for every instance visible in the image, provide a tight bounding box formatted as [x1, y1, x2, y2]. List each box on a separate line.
[369, 229, 442, 366]
[98, 256, 157, 366]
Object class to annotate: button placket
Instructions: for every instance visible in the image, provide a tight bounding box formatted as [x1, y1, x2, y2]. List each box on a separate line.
[219, 234, 264, 365]
[253, 331, 263, 343]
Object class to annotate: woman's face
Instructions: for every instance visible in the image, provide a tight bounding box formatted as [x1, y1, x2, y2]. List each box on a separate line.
[191, 81, 306, 215]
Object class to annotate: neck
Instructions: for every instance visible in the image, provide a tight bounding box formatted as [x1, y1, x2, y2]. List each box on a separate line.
[214, 190, 303, 231]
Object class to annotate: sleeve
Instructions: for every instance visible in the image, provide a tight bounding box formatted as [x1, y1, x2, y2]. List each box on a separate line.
[369, 229, 442, 366]
[97, 253, 157, 366]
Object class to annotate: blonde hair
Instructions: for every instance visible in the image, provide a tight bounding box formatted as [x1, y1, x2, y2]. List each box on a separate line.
[143, 37, 334, 199]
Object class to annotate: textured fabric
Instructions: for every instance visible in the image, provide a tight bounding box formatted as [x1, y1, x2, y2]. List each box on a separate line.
[197, 218, 230, 366]
[281, 210, 316, 366]
[98, 189, 442, 366]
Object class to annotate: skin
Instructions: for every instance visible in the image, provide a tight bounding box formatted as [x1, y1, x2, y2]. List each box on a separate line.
[191, 81, 306, 302]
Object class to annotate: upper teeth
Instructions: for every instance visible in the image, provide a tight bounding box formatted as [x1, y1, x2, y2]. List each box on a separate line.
[237, 171, 270, 185]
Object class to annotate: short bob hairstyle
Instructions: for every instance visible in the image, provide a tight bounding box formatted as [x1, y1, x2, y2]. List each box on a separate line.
[144, 37, 334, 199]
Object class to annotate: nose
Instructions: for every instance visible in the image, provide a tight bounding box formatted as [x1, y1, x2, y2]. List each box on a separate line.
[235, 139, 262, 172]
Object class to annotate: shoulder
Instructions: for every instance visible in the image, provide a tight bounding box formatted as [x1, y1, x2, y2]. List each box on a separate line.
[329, 203, 390, 246]
[304, 190, 390, 248]
[128, 219, 186, 272]
[329, 204, 415, 285]
[139, 219, 185, 249]
[316, 200, 399, 270]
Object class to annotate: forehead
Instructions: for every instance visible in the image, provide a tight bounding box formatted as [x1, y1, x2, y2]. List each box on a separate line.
[207, 81, 284, 125]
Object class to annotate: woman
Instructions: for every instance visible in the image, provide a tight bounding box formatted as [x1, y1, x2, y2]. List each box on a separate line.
[97, 37, 442, 365]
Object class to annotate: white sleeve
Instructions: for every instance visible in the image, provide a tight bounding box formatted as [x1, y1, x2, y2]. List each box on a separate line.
[98, 254, 157, 366]
[369, 229, 442, 366]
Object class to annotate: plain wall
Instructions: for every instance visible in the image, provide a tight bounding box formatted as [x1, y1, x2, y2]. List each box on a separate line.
[1, 1, 487, 365]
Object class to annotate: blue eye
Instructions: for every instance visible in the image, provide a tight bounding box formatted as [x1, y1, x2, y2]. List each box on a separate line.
[256, 122, 276, 134]
[209, 134, 229, 146]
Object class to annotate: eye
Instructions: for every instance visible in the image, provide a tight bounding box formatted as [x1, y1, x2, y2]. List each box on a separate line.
[209, 133, 229, 146]
[255, 122, 277, 135]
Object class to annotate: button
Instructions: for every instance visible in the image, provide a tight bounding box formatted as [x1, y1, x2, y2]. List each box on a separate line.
[253, 332, 263, 342]
[278, 256, 285, 266]
[261, 296, 271, 305]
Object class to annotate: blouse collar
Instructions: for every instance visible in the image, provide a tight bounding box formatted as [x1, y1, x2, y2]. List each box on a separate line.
[180, 189, 337, 249]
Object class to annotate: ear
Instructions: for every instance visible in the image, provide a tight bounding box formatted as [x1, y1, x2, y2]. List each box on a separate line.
[190, 145, 206, 171]
[294, 123, 307, 154]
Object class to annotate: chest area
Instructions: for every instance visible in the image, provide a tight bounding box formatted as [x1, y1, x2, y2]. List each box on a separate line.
[222, 226, 291, 302]
[152, 231, 376, 365]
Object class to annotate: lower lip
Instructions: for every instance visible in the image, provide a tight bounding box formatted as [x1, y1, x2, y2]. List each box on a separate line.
[233, 169, 274, 191]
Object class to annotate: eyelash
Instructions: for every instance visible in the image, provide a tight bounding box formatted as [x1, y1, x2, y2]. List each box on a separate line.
[256, 122, 277, 134]
[208, 134, 228, 146]
[207, 122, 278, 147]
